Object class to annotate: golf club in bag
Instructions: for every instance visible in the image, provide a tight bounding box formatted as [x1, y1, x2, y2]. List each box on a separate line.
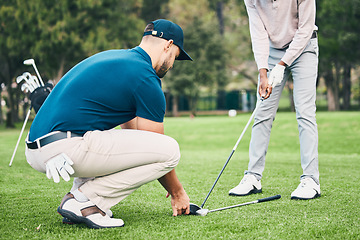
[9, 59, 45, 167]
[189, 96, 270, 215]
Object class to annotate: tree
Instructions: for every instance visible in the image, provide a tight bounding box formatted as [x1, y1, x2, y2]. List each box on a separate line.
[317, 0, 360, 110]
[165, 17, 228, 116]
[30, 0, 144, 81]
[0, 0, 39, 127]
[140, 0, 170, 22]
[0, 0, 145, 127]
[208, 0, 230, 35]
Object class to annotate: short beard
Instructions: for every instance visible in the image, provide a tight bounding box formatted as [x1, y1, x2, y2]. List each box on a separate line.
[156, 61, 170, 78]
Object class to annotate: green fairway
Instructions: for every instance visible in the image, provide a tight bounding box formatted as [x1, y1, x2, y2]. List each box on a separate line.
[1, 111, 359, 239]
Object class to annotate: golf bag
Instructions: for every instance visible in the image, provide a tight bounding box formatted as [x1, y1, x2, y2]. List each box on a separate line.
[29, 82, 53, 113]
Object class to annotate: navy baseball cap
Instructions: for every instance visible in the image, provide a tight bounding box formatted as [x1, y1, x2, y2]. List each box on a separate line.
[143, 19, 193, 61]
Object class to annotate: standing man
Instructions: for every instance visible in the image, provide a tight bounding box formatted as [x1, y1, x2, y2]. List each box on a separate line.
[25, 19, 193, 229]
[229, 0, 320, 200]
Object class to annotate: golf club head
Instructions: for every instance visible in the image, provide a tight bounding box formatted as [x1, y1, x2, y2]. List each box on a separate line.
[189, 203, 209, 216]
[16, 75, 25, 84]
[23, 72, 40, 88]
[23, 59, 35, 65]
[196, 208, 209, 216]
[189, 203, 201, 215]
[21, 83, 30, 93]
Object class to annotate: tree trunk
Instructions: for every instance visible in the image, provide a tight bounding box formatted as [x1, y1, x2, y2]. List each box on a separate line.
[0, 88, 3, 124]
[324, 69, 340, 111]
[14, 89, 20, 122]
[327, 87, 337, 111]
[216, 1, 224, 35]
[188, 95, 198, 117]
[6, 86, 15, 128]
[1, 59, 16, 127]
[55, 57, 66, 84]
[172, 95, 179, 117]
[342, 64, 351, 110]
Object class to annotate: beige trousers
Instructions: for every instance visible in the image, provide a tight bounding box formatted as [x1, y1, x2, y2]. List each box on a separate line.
[25, 129, 180, 211]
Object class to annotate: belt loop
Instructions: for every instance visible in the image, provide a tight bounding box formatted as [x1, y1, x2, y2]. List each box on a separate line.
[36, 139, 41, 149]
[67, 131, 71, 138]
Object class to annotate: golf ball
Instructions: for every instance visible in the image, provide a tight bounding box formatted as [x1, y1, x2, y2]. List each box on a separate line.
[228, 109, 237, 117]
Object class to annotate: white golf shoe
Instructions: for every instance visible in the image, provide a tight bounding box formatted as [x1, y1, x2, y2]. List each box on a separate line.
[229, 174, 262, 196]
[62, 209, 113, 224]
[58, 193, 124, 229]
[291, 178, 321, 200]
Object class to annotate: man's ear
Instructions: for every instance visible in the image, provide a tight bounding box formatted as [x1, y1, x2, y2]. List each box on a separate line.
[164, 39, 174, 52]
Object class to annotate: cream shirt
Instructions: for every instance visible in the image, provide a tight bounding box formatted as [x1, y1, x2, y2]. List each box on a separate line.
[244, 0, 317, 70]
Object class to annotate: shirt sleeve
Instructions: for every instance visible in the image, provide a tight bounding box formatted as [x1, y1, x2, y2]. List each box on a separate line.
[133, 77, 165, 123]
[281, 0, 316, 66]
[244, 0, 270, 70]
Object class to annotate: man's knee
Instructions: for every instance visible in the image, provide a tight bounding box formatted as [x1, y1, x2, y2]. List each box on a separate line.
[164, 136, 180, 168]
[295, 103, 316, 123]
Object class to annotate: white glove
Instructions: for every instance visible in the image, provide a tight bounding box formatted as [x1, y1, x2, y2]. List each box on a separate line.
[268, 64, 285, 87]
[45, 153, 75, 183]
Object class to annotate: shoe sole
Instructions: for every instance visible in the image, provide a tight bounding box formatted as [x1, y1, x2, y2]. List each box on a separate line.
[62, 214, 114, 224]
[62, 217, 75, 225]
[291, 193, 321, 200]
[229, 188, 262, 196]
[57, 207, 124, 229]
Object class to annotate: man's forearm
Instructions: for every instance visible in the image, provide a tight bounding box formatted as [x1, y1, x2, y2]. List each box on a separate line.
[259, 68, 268, 79]
[158, 169, 184, 196]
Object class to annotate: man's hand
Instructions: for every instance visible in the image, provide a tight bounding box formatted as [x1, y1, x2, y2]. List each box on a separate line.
[268, 63, 285, 87]
[166, 190, 190, 216]
[45, 153, 75, 183]
[259, 68, 271, 99]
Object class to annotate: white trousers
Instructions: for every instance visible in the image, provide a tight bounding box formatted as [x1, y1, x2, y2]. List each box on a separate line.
[25, 129, 180, 211]
[246, 37, 320, 184]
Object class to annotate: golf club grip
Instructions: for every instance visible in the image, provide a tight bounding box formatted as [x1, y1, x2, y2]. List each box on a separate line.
[257, 194, 281, 203]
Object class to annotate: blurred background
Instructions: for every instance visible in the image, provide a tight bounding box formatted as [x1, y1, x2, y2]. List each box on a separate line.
[1, 0, 359, 128]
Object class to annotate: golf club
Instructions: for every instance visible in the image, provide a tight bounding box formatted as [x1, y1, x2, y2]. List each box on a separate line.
[9, 109, 31, 167]
[9, 59, 44, 167]
[16, 75, 35, 92]
[199, 96, 265, 209]
[9, 76, 34, 167]
[21, 83, 30, 93]
[190, 195, 281, 216]
[23, 72, 41, 88]
[23, 59, 44, 86]
[22, 72, 38, 90]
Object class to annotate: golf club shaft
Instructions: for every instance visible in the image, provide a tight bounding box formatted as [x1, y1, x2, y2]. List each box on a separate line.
[200, 98, 264, 208]
[9, 109, 31, 166]
[31, 63, 44, 86]
[209, 194, 281, 213]
[233, 98, 263, 150]
[201, 149, 235, 208]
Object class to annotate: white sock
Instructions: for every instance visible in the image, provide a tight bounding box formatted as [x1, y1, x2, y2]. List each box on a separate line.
[71, 189, 89, 202]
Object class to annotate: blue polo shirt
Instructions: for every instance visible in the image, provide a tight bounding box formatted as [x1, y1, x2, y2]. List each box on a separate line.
[28, 47, 165, 141]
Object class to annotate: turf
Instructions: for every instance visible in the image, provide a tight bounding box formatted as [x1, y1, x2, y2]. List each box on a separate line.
[0, 111, 359, 239]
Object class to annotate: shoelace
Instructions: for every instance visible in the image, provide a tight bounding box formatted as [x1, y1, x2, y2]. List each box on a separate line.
[299, 179, 312, 188]
[240, 176, 251, 184]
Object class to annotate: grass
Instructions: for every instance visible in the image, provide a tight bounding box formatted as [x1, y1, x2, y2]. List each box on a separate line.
[0, 111, 359, 239]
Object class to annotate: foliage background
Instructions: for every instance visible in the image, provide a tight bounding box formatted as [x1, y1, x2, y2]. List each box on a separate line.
[1, 0, 360, 127]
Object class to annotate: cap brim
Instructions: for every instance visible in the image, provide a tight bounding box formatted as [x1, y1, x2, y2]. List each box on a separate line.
[177, 49, 193, 61]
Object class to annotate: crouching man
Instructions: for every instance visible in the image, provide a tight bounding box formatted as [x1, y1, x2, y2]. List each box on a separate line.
[25, 19, 193, 229]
